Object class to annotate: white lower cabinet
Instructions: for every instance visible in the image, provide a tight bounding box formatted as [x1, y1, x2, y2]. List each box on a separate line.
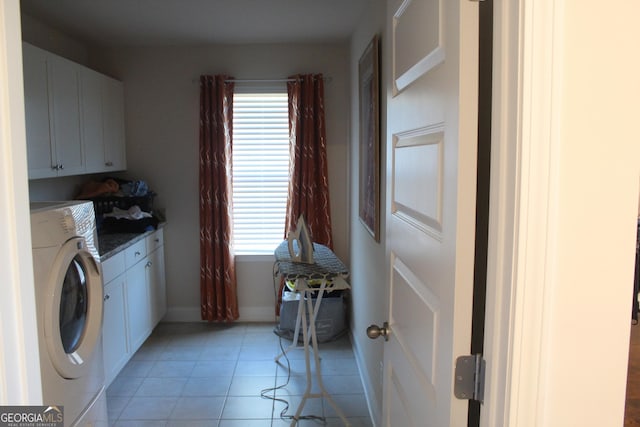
[102, 275, 128, 386]
[146, 230, 167, 326]
[101, 229, 166, 386]
[147, 246, 167, 326]
[125, 258, 152, 352]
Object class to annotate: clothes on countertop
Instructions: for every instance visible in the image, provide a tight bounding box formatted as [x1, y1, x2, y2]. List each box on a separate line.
[120, 180, 149, 197]
[104, 205, 153, 220]
[100, 216, 158, 234]
[76, 178, 120, 199]
[76, 177, 159, 234]
[76, 178, 152, 199]
[99, 205, 157, 234]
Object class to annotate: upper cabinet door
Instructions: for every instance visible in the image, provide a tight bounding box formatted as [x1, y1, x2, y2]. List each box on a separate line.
[48, 54, 85, 176]
[81, 68, 127, 173]
[23, 43, 55, 179]
[102, 76, 126, 171]
[23, 43, 86, 178]
[80, 66, 107, 173]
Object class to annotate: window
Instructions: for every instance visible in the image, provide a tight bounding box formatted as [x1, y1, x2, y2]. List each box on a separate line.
[232, 89, 289, 255]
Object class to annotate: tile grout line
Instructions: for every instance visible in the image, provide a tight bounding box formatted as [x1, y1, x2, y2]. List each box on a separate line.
[107, 322, 371, 426]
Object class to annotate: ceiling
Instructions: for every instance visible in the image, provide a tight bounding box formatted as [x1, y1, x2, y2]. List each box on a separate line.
[20, 0, 369, 47]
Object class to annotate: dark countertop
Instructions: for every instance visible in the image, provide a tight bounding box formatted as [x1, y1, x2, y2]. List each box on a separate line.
[97, 223, 165, 261]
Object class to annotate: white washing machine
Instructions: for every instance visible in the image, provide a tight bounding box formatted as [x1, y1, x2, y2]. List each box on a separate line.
[30, 201, 108, 427]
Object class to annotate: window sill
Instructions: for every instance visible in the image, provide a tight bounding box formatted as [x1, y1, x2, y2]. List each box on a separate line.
[234, 253, 276, 263]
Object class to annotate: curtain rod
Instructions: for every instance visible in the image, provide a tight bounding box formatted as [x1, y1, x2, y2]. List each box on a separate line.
[193, 76, 332, 84]
[225, 78, 297, 83]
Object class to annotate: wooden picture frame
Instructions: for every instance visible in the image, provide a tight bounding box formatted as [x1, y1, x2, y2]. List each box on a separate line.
[358, 35, 380, 242]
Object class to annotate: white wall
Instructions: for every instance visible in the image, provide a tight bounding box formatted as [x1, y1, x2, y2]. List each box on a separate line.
[90, 44, 351, 321]
[348, 1, 386, 423]
[21, 13, 90, 66]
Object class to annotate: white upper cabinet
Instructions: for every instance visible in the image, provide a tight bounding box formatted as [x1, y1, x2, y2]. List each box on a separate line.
[48, 54, 84, 176]
[23, 43, 84, 179]
[101, 76, 126, 171]
[23, 43, 54, 179]
[80, 66, 105, 172]
[23, 42, 126, 179]
[80, 67, 126, 173]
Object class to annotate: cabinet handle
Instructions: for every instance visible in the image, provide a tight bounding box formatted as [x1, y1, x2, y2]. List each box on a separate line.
[105, 161, 113, 167]
[146, 261, 153, 268]
[104, 294, 110, 301]
[58, 164, 64, 170]
[155, 238, 160, 243]
[51, 165, 58, 170]
[135, 251, 141, 256]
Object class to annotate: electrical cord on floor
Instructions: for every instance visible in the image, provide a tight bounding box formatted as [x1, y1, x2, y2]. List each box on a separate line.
[258, 262, 327, 425]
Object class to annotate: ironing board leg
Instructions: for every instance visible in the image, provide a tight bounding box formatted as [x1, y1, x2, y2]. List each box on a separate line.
[290, 284, 351, 426]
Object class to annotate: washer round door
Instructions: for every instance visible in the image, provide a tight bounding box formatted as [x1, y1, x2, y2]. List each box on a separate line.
[44, 237, 103, 379]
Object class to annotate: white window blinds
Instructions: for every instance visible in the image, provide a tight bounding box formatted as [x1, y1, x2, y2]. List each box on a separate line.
[232, 91, 289, 255]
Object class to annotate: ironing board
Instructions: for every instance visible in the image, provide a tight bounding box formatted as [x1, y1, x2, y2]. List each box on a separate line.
[273, 241, 351, 426]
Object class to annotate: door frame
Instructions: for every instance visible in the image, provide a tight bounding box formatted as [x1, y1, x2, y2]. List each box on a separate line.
[0, 0, 43, 404]
[482, 0, 554, 423]
[482, 1, 639, 426]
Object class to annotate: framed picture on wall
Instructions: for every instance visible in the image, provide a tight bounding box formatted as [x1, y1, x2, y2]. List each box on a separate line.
[358, 35, 380, 242]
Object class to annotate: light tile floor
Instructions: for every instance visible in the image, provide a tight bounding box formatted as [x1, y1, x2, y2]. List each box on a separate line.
[107, 322, 373, 426]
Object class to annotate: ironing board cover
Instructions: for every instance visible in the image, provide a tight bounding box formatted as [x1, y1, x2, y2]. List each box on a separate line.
[274, 241, 349, 281]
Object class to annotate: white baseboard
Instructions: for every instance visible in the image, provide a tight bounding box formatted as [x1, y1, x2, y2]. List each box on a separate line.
[350, 328, 381, 427]
[163, 306, 277, 323]
[163, 307, 201, 322]
[238, 306, 279, 323]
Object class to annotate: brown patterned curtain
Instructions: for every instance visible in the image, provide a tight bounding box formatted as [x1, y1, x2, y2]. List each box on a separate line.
[199, 75, 239, 322]
[285, 74, 333, 248]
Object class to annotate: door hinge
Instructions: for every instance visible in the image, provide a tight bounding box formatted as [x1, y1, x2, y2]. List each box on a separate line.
[454, 354, 486, 403]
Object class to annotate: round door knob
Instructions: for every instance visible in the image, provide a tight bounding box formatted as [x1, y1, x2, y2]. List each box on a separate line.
[367, 322, 390, 341]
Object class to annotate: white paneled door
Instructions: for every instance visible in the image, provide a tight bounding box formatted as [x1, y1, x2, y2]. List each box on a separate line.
[381, 0, 479, 426]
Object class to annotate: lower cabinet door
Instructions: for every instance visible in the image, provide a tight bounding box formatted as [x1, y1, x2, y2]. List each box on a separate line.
[147, 247, 167, 326]
[102, 277, 128, 386]
[126, 260, 152, 351]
